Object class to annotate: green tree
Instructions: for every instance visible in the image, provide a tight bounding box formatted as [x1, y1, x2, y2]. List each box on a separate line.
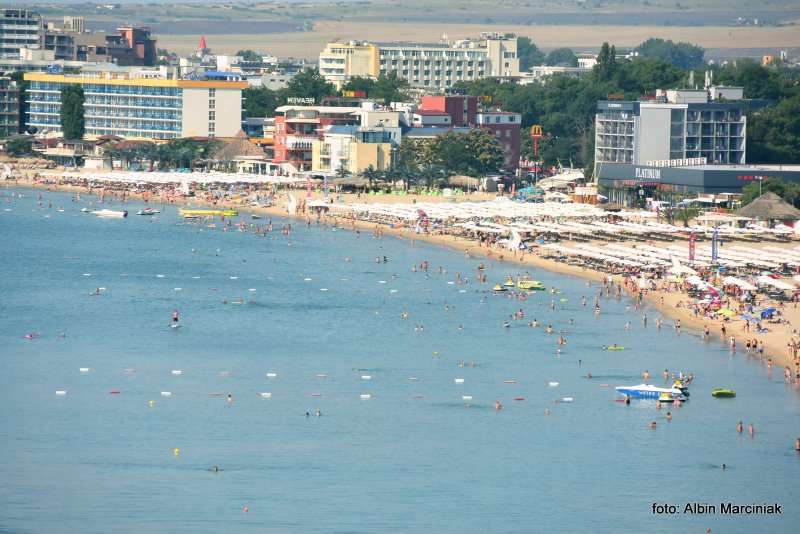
[517, 37, 545, 70]
[594, 42, 617, 82]
[60, 85, 85, 139]
[740, 177, 800, 207]
[4, 136, 33, 156]
[236, 49, 262, 62]
[243, 86, 285, 118]
[545, 48, 578, 67]
[634, 38, 705, 70]
[747, 94, 800, 163]
[428, 129, 504, 177]
[675, 205, 700, 227]
[285, 68, 336, 104]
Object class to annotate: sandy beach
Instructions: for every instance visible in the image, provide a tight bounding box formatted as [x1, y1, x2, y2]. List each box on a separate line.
[6, 173, 800, 373]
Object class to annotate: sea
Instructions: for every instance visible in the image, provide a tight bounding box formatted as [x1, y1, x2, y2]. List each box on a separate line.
[1, 188, 798, 533]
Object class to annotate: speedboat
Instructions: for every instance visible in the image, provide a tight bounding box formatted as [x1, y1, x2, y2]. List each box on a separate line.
[137, 208, 160, 216]
[91, 209, 127, 218]
[502, 276, 515, 287]
[711, 388, 736, 398]
[518, 279, 545, 291]
[615, 383, 685, 400]
[493, 284, 507, 292]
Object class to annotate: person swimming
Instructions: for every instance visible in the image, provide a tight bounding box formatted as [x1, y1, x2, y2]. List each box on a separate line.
[172, 309, 179, 324]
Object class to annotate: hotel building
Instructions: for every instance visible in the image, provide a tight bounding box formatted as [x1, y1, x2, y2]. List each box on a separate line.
[594, 88, 747, 176]
[24, 72, 246, 140]
[319, 33, 519, 92]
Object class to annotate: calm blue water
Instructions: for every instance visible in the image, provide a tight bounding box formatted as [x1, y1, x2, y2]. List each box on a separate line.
[1, 188, 799, 533]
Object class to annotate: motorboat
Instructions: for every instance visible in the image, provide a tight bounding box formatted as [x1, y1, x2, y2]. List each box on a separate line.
[502, 276, 515, 287]
[711, 388, 736, 398]
[518, 279, 545, 291]
[91, 209, 127, 218]
[493, 284, 507, 292]
[137, 208, 160, 216]
[615, 383, 685, 400]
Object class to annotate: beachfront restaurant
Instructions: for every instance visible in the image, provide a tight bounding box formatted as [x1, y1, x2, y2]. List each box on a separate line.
[596, 163, 800, 207]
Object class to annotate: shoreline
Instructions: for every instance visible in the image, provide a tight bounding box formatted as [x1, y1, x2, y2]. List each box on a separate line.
[5, 177, 798, 371]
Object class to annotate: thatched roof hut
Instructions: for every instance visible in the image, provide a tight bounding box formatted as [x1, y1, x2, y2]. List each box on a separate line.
[447, 175, 480, 189]
[735, 192, 800, 221]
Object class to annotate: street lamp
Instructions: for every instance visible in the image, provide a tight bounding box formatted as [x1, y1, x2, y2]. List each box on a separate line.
[758, 175, 763, 197]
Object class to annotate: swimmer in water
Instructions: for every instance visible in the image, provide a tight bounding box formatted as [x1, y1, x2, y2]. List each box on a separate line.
[315, 409, 321, 417]
[227, 394, 233, 403]
[495, 400, 503, 411]
[172, 309, 179, 325]
[212, 465, 220, 473]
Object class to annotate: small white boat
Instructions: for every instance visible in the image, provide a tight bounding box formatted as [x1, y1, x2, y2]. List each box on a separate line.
[91, 209, 127, 218]
[259, 392, 272, 398]
[137, 208, 160, 216]
[454, 378, 465, 384]
[360, 394, 372, 400]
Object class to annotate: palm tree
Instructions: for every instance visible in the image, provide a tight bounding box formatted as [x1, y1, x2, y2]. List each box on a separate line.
[361, 165, 379, 190]
[335, 164, 351, 179]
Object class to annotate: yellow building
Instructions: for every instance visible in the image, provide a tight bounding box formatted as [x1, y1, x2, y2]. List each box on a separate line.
[311, 124, 393, 175]
[318, 41, 380, 88]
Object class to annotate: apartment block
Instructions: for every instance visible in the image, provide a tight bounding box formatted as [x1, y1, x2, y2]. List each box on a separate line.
[24, 72, 245, 140]
[0, 76, 19, 137]
[0, 9, 42, 59]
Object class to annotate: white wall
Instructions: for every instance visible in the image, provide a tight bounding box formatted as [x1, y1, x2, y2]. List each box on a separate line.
[181, 87, 242, 138]
[636, 106, 672, 164]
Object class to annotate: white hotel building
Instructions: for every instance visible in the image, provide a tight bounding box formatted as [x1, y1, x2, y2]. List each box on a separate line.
[319, 33, 520, 92]
[24, 72, 246, 140]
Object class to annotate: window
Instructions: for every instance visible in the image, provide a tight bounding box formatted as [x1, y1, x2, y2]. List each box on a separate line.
[208, 88, 216, 97]
[209, 100, 215, 109]
[209, 122, 215, 132]
[505, 130, 511, 138]
[209, 111, 215, 121]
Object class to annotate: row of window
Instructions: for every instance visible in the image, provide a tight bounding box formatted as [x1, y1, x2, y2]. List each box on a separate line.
[29, 81, 182, 97]
[381, 49, 486, 59]
[381, 69, 484, 79]
[381, 60, 485, 67]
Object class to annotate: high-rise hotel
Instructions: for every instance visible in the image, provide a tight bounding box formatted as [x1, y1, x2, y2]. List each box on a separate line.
[24, 72, 246, 140]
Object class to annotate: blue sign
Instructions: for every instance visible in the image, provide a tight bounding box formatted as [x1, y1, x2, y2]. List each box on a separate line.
[711, 228, 719, 262]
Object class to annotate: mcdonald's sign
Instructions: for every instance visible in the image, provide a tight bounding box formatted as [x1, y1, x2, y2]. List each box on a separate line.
[530, 125, 543, 139]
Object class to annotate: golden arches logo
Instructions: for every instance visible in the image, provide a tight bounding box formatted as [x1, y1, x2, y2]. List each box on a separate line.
[530, 125, 543, 137]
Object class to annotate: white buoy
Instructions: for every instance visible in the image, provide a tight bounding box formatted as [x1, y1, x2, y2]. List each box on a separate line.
[548, 381, 560, 387]
[316, 373, 328, 378]
[320, 288, 328, 291]
[562, 397, 574, 403]
[361, 375, 372, 380]
[462, 395, 473, 401]
[174, 287, 182, 291]
[79, 368, 90, 373]
[230, 276, 238, 280]
[82, 273, 91, 277]
[259, 392, 272, 398]
[156, 274, 165, 278]
[454, 378, 465, 384]
[458, 289, 466, 293]
[266, 372, 277, 378]
[55, 390, 67, 396]
[378, 280, 387, 284]
[304, 278, 312, 281]
[248, 288, 256, 292]
[171, 369, 182, 375]
[360, 394, 371, 400]
[161, 391, 172, 397]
